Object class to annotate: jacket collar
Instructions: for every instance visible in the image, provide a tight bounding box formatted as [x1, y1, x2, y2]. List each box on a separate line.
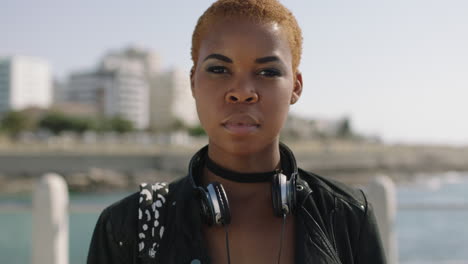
[295, 175, 342, 264]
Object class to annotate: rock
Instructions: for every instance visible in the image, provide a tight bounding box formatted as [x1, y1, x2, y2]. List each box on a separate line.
[64, 172, 91, 192]
[0, 173, 6, 192]
[0, 174, 34, 193]
[87, 168, 128, 189]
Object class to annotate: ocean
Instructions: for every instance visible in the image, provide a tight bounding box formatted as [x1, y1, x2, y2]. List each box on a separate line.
[1, 172, 468, 264]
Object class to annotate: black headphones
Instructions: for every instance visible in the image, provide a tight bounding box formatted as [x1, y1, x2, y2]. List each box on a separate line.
[189, 143, 298, 226]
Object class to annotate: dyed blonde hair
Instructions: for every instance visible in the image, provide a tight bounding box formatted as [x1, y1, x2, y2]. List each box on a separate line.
[191, 0, 303, 72]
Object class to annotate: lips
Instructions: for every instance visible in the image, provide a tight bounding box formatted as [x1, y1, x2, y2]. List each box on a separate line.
[222, 114, 260, 135]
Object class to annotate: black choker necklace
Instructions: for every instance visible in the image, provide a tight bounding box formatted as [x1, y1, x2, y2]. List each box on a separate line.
[205, 155, 279, 183]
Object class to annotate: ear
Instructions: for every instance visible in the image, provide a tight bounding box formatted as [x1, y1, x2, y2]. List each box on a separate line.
[190, 66, 195, 97]
[290, 71, 303, 105]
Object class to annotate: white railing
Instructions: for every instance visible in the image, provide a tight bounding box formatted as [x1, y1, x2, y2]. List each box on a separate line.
[2, 173, 468, 264]
[366, 175, 399, 264]
[32, 173, 68, 264]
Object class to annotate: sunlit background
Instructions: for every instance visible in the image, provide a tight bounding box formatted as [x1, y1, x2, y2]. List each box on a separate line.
[1, 1, 468, 264]
[2, 0, 467, 144]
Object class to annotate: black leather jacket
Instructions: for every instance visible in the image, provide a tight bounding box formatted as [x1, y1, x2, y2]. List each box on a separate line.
[88, 149, 386, 264]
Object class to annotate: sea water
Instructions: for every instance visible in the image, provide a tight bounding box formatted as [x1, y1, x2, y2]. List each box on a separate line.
[1, 173, 468, 264]
[397, 172, 468, 264]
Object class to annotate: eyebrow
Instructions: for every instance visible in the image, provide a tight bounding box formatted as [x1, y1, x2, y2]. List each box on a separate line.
[203, 54, 233, 63]
[203, 54, 283, 65]
[255, 56, 280, 64]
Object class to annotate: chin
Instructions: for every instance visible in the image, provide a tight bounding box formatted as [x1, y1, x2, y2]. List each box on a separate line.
[209, 135, 279, 156]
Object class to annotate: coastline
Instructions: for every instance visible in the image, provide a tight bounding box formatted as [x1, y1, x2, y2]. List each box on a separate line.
[1, 140, 467, 193]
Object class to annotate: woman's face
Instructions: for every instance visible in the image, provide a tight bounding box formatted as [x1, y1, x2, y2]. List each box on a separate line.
[191, 18, 302, 155]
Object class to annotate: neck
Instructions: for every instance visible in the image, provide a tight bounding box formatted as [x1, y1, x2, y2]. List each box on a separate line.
[202, 140, 281, 202]
[207, 140, 281, 173]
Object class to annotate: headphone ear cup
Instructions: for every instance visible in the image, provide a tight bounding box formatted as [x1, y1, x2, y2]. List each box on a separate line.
[205, 182, 231, 226]
[272, 172, 296, 216]
[198, 187, 216, 226]
[212, 182, 231, 225]
[271, 173, 283, 217]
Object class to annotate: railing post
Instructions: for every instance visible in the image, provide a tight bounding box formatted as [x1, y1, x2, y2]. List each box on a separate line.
[366, 175, 398, 264]
[32, 173, 69, 264]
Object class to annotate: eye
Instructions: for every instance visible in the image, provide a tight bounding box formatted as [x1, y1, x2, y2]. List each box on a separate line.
[258, 68, 282, 78]
[206, 66, 229, 74]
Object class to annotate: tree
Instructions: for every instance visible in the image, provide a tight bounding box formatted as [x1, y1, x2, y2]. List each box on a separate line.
[337, 117, 353, 138]
[108, 116, 134, 133]
[38, 112, 96, 134]
[170, 118, 186, 131]
[188, 124, 206, 137]
[0, 111, 31, 137]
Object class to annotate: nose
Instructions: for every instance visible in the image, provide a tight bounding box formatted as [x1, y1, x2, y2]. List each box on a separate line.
[225, 81, 259, 104]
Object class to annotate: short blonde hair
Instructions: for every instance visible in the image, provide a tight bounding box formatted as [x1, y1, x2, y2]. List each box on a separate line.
[191, 0, 303, 72]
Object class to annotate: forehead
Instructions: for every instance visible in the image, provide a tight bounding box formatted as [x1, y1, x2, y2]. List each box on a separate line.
[197, 18, 293, 65]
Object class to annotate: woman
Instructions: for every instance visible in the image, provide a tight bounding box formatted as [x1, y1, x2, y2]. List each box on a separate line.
[88, 0, 386, 263]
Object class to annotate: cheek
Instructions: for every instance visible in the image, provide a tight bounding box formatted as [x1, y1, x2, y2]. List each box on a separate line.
[270, 103, 290, 126]
[195, 102, 214, 135]
[194, 93, 211, 122]
[261, 92, 291, 128]
[261, 81, 293, 107]
[193, 85, 221, 130]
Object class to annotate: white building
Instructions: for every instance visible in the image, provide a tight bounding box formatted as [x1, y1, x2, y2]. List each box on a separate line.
[0, 56, 52, 114]
[66, 46, 160, 130]
[66, 46, 197, 131]
[101, 45, 160, 76]
[68, 68, 149, 130]
[101, 46, 197, 131]
[149, 69, 198, 131]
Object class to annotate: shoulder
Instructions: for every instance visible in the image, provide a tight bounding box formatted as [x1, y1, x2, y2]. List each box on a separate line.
[298, 169, 367, 212]
[296, 172, 386, 262]
[166, 176, 193, 203]
[97, 192, 141, 239]
[88, 192, 140, 264]
[99, 176, 190, 223]
[100, 192, 140, 219]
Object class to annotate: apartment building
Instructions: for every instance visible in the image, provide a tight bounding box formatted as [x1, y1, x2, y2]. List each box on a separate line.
[0, 56, 52, 114]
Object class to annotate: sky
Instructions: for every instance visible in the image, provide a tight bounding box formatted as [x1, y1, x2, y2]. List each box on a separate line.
[1, 0, 467, 145]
